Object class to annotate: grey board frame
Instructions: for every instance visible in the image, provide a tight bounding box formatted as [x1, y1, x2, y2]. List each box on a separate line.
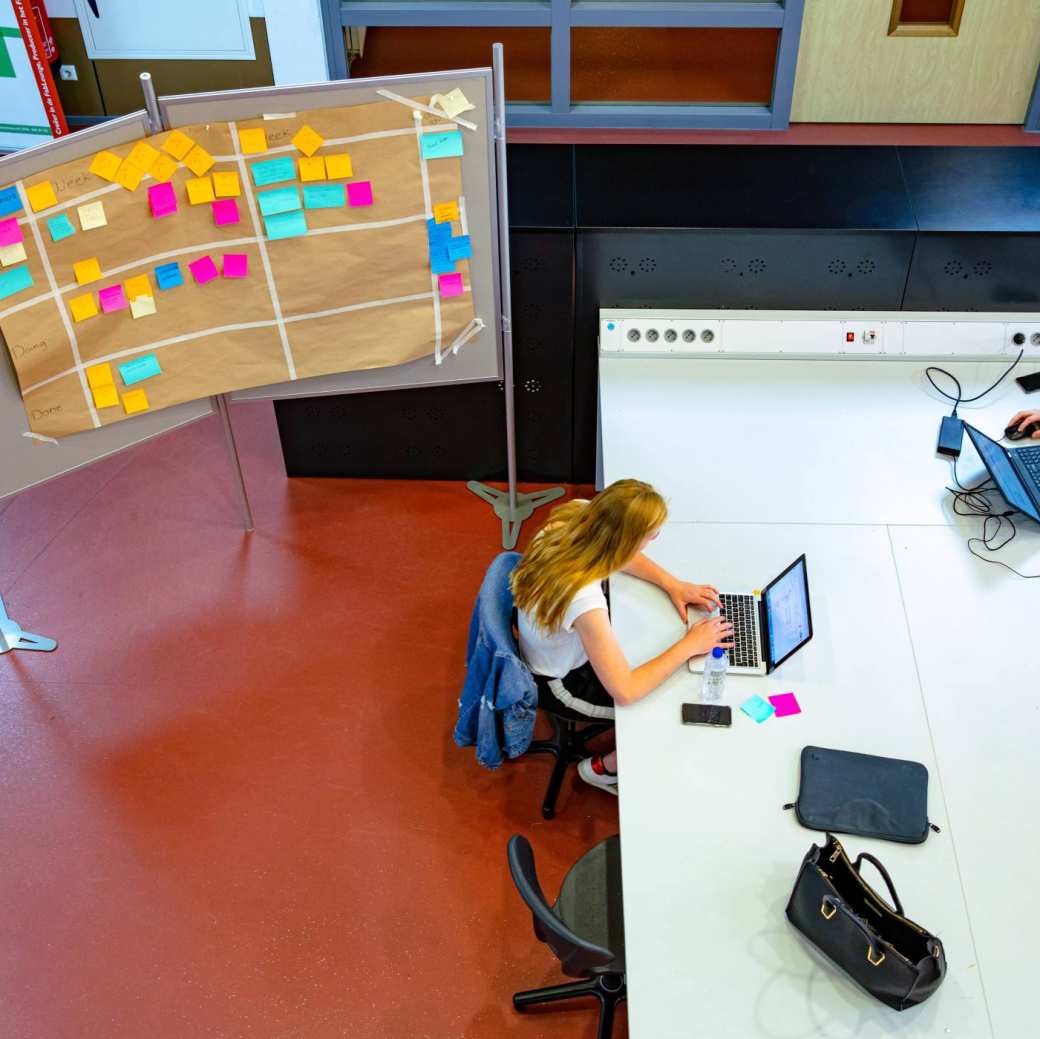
[156, 70, 503, 404]
[0, 113, 215, 502]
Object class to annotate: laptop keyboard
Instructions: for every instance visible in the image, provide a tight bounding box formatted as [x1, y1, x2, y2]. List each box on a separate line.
[1016, 445, 1040, 484]
[719, 593, 762, 669]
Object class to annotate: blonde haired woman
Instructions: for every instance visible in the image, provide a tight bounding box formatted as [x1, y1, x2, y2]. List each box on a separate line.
[512, 479, 732, 796]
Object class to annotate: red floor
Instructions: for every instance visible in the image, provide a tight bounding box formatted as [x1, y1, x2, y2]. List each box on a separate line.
[0, 403, 620, 1039]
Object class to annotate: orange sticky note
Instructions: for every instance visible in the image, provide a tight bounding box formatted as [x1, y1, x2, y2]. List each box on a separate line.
[127, 141, 160, 172]
[115, 160, 145, 191]
[433, 201, 459, 224]
[298, 156, 326, 182]
[70, 294, 99, 322]
[238, 127, 267, 154]
[212, 171, 240, 198]
[292, 124, 324, 157]
[122, 388, 150, 415]
[88, 151, 122, 182]
[25, 181, 57, 212]
[183, 145, 215, 177]
[73, 257, 102, 285]
[149, 153, 178, 182]
[185, 176, 215, 205]
[124, 274, 151, 301]
[161, 130, 194, 160]
[86, 362, 114, 389]
[92, 384, 119, 409]
[324, 153, 352, 179]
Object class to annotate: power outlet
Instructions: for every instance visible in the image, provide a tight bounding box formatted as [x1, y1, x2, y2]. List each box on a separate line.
[59, 64, 78, 82]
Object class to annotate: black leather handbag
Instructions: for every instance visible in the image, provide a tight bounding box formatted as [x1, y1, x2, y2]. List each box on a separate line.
[786, 834, 946, 1011]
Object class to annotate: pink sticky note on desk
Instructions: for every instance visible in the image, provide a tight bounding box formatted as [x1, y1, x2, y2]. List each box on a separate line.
[438, 272, 463, 298]
[212, 199, 240, 226]
[98, 284, 128, 313]
[222, 253, 248, 278]
[188, 255, 218, 285]
[768, 692, 801, 718]
[0, 217, 23, 247]
[346, 180, 373, 206]
[148, 181, 177, 218]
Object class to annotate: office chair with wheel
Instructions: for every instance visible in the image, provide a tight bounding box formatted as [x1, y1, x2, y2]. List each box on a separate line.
[507, 833, 626, 1039]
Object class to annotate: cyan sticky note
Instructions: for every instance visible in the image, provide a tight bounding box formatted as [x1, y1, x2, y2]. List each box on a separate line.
[447, 235, 472, 261]
[0, 265, 32, 300]
[739, 695, 775, 724]
[427, 218, 451, 245]
[0, 186, 22, 218]
[430, 248, 455, 275]
[46, 213, 76, 242]
[155, 261, 183, 290]
[420, 131, 464, 160]
[768, 692, 802, 718]
[264, 210, 307, 240]
[250, 155, 296, 187]
[257, 186, 301, 217]
[303, 184, 345, 209]
[118, 354, 162, 386]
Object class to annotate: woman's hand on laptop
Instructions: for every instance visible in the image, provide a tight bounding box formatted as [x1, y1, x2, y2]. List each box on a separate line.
[683, 616, 734, 659]
[1008, 410, 1040, 439]
[667, 581, 721, 623]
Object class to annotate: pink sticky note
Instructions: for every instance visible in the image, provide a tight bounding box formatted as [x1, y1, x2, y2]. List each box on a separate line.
[98, 284, 128, 313]
[768, 692, 801, 718]
[438, 272, 464, 298]
[0, 217, 23, 247]
[188, 255, 218, 285]
[222, 253, 248, 278]
[148, 182, 177, 218]
[346, 180, 373, 206]
[212, 199, 240, 226]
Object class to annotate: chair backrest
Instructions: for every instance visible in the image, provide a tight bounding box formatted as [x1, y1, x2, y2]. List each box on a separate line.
[507, 834, 615, 978]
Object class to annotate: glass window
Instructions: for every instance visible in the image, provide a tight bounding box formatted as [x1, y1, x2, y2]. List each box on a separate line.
[889, 0, 965, 37]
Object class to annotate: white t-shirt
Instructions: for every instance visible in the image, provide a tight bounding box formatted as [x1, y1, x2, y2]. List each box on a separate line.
[518, 581, 609, 678]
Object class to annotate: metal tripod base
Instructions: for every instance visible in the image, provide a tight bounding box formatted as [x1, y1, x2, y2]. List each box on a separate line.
[467, 481, 565, 549]
[0, 596, 56, 654]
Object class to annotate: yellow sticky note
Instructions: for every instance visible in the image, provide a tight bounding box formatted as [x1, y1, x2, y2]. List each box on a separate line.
[212, 171, 240, 197]
[127, 141, 160, 172]
[25, 181, 57, 212]
[77, 201, 107, 231]
[239, 127, 267, 154]
[124, 274, 151, 301]
[89, 151, 122, 182]
[129, 294, 156, 319]
[292, 124, 324, 157]
[324, 153, 352, 180]
[149, 153, 178, 182]
[115, 160, 145, 191]
[92, 383, 120, 409]
[86, 362, 114, 389]
[0, 241, 27, 266]
[298, 156, 326, 182]
[122, 388, 150, 415]
[73, 257, 102, 285]
[183, 145, 215, 177]
[70, 294, 99, 323]
[161, 130, 194, 160]
[432, 88, 475, 119]
[433, 201, 459, 224]
[185, 176, 215, 205]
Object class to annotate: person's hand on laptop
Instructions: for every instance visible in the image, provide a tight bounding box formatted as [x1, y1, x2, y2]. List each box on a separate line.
[1008, 410, 1040, 439]
[667, 580, 721, 623]
[683, 615, 734, 658]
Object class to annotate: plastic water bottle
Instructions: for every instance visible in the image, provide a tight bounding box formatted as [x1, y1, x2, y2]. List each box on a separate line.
[701, 646, 728, 702]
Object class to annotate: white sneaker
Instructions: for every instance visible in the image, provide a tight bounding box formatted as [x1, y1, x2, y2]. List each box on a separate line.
[578, 756, 618, 796]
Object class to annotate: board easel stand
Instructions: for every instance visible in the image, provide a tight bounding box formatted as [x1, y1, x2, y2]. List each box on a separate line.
[466, 44, 564, 548]
[0, 594, 56, 654]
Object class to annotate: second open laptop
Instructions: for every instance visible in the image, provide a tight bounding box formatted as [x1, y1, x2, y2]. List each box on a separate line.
[688, 554, 813, 676]
[963, 424, 1040, 523]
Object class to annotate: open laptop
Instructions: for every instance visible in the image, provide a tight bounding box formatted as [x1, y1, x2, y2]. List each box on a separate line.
[689, 555, 813, 676]
[963, 424, 1040, 523]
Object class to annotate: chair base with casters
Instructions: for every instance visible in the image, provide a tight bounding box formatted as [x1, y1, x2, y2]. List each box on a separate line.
[514, 972, 626, 1039]
[526, 708, 614, 819]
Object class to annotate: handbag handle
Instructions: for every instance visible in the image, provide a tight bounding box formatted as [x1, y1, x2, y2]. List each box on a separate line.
[853, 852, 905, 916]
[821, 895, 887, 967]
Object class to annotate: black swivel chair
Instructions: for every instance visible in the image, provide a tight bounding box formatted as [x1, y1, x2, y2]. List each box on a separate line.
[507, 834, 626, 1039]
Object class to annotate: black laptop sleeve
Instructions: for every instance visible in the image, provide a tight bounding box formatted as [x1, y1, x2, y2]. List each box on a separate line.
[785, 746, 938, 844]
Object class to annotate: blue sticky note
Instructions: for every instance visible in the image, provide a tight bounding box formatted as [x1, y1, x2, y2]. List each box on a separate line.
[0, 265, 33, 301]
[420, 131, 464, 160]
[250, 156, 296, 188]
[430, 248, 455, 275]
[739, 695, 775, 724]
[303, 183, 345, 210]
[118, 354, 162, 386]
[447, 234, 472, 261]
[46, 213, 75, 242]
[0, 186, 22, 218]
[257, 186, 301, 217]
[427, 218, 451, 245]
[155, 261, 183, 290]
[264, 210, 308, 240]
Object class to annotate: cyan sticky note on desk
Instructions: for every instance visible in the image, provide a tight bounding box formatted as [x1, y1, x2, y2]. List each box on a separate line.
[264, 210, 307, 240]
[420, 131, 464, 160]
[47, 213, 76, 242]
[250, 155, 296, 188]
[155, 261, 183, 290]
[303, 184, 344, 209]
[447, 234, 472, 261]
[0, 186, 22, 218]
[740, 695, 775, 724]
[0, 265, 33, 300]
[118, 354, 161, 386]
[257, 186, 301, 217]
[430, 248, 454, 275]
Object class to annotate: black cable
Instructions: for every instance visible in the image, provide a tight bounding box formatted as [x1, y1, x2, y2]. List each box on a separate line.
[926, 349, 1024, 416]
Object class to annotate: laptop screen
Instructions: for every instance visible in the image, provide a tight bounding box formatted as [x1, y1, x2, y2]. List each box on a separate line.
[765, 556, 812, 667]
[965, 425, 1040, 523]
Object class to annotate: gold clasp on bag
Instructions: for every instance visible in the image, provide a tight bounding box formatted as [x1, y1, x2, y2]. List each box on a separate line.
[821, 899, 837, 920]
[867, 946, 886, 967]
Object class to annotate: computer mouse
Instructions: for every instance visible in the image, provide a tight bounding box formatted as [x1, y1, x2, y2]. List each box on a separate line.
[1006, 421, 1039, 440]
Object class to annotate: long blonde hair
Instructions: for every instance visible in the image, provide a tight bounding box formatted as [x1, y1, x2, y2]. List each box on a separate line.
[512, 479, 668, 632]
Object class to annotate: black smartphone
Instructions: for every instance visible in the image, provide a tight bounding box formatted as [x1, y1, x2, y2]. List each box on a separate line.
[1015, 371, 1040, 394]
[681, 703, 732, 727]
